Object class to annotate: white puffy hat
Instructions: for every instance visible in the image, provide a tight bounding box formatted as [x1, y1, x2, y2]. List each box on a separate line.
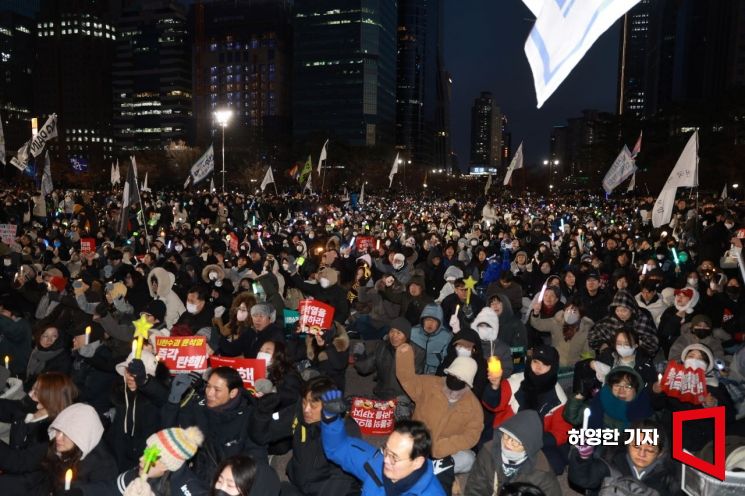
[444, 357, 477, 388]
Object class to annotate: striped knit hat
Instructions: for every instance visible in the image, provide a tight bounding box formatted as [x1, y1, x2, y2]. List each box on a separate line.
[145, 426, 204, 471]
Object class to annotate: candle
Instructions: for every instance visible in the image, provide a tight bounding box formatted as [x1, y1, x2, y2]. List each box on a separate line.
[4, 355, 9, 369]
[131, 339, 138, 356]
[84, 326, 91, 345]
[642, 264, 648, 275]
[455, 304, 460, 316]
[487, 356, 502, 376]
[376, 239, 380, 251]
[658, 372, 662, 384]
[582, 408, 591, 431]
[64, 468, 73, 490]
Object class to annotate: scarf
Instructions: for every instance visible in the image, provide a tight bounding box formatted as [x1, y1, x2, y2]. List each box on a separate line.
[598, 386, 629, 428]
[517, 363, 558, 412]
[26, 345, 65, 378]
[382, 458, 428, 496]
[562, 323, 579, 342]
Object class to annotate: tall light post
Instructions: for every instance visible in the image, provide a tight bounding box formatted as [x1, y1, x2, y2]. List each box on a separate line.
[214, 108, 233, 193]
[543, 159, 560, 192]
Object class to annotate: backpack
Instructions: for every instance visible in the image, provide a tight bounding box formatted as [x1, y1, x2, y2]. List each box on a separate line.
[598, 465, 660, 496]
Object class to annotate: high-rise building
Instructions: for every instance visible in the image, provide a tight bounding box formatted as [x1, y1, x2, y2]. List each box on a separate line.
[469, 91, 501, 167]
[112, 0, 192, 152]
[192, 0, 292, 163]
[616, 0, 651, 117]
[293, 0, 397, 147]
[35, 0, 116, 166]
[0, 6, 35, 148]
[396, 0, 427, 165]
[557, 109, 617, 186]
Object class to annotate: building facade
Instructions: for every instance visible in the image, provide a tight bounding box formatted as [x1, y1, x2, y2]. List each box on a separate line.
[469, 91, 502, 168]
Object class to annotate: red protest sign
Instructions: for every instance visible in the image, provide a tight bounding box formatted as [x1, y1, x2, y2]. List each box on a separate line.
[355, 236, 375, 252]
[80, 237, 96, 255]
[155, 336, 208, 374]
[209, 356, 266, 391]
[660, 360, 708, 405]
[350, 397, 397, 436]
[229, 232, 239, 254]
[298, 299, 335, 335]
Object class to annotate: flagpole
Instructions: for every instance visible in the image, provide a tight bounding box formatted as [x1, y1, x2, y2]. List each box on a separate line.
[132, 156, 150, 250]
[321, 165, 327, 194]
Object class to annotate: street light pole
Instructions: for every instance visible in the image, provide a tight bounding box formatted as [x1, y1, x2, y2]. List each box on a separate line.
[221, 124, 225, 193]
[213, 108, 233, 193]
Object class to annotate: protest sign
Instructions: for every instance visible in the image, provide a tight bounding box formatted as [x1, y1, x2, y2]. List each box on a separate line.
[660, 360, 708, 405]
[209, 356, 266, 390]
[350, 397, 397, 436]
[298, 299, 335, 335]
[155, 336, 208, 374]
[0, 223, 17, 245]
[80, 237, 96, 255]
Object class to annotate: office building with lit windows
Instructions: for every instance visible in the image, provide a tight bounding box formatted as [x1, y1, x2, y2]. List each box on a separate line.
[113, 0, 192, 151]
[469, 91, 502, 167]
[34, 0, 115, 165]
[293, 0, 397, 147]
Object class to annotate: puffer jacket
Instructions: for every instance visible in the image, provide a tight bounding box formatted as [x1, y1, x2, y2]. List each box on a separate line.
[409, 304, 452, 374]
[589, 290, 659, 356]
[148, 267, 185, 329]
[529, 310, 593, 367]
[355, 338, 425, 400]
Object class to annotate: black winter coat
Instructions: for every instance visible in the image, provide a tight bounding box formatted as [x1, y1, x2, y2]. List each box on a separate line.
[218, 322, 286, 359]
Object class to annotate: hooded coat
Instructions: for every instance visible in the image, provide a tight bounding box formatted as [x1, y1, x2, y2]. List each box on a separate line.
[589, 290, 659, 357]
[409, 304, 452, 374]
[256, 273, 285, 326]
[464, 410, 561, 496]
[355, 333, 425, 400]
[148, 267, 185, 329]
[305, 323, 350, 392]
[471, 307, 514, 379]
[529, 309, 593, 367]
[668, 321, 726, 363]
[490, 294, 527, 351]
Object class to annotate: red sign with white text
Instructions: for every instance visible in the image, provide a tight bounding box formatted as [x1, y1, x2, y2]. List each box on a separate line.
[209, 356, 266, 391]
[660, 360, 708, 406]
[350, 397, 397, 436]
[155, 336, 208, 374]
[80, 238, 96, 255]
[298, 299, 335, 335]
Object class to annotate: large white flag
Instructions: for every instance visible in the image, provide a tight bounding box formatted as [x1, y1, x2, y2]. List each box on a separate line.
[503, 142, 524, 185]
[317, 139, 328, 174]
[41, 151, 53, 196]
[10, 139, 31, 171]
[190, 145, 214, 185]
[602, 146, 636, 194]
[260, 167, 275, 191]
[389, 153, 400, 188]
[722, 184, 728, 200]
[0, 111, 5, 165]
[141, 171, 151, 192]
[122, 156, 141, 209]
[524, 0, 640, 108]
[652, 131, 698, 228]
[303, 174, 313, 194]
[627, 172, 636, 192]
[484, 173, 492, 195]
[359, 182, 365, 204]
[113, 159, 121, 185]
[29, 114, 58, 157]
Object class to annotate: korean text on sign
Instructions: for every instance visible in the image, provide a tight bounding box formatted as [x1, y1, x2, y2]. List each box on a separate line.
[209, 356, 267, 390]
[155, 336, 208, 374]
[298, 299, 335, 335]
[350, 397, 397, 436]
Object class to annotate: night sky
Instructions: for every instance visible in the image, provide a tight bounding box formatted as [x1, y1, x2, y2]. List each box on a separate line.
[444, 0, 621, 169]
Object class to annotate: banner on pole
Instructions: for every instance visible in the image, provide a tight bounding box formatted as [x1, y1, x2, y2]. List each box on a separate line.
[29, 114, 58, 157]
[190, 145, 214, 185]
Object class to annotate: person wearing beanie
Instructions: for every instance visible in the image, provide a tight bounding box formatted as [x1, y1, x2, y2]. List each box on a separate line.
[289, 265, 349, 324]
[107, 350, 170, 470]
[373, 250, 414, 286]
[669, 313, 726, 363]
[112, 426, 210, 496]
[466, 410, 561, 496]
[506, 345, 573, 475]
[354, 317, 424, 405]
[396, 341, 483, 492]
[34, 271, 68, 321]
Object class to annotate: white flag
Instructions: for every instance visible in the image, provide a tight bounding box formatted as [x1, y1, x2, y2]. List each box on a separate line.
[114, 160, 121, 185]
[722, 184, 728, 200]
[210, 178, 216, 193]
[0, 112, 5, 165]
[183, 174, 191, 189]
[10, 139, 31, 171]
[190, 145, 214, 185]
[602, 146, 636, 194]
[484, 173, 492, 195]
[29, 113, 58, 157]
[627, 172, 636, 192]
[303, 174, 313, 194]
[652, 131, 699, 228]
[503, 142, 524, 185]
[317, 139, 328, 174]
[359, 182, 365, 204]
[121, 156, 141, 209]
[41, 151, 53, 196]
[524, 1, 640, 108]
[260, 167, 275, 191]
[389, 153, 400, 188]
[110, 163, 116, 185]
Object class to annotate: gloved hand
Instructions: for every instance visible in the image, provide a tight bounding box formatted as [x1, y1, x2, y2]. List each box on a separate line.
[127, 359, 148, 388]
[168, 374, 192, 404]
[320, 389, 347, 420]
[449, 314, 460, 334]
[576, 444, 594, 460]
[351, 342, 366, 358]
[256, 393, 281, 414]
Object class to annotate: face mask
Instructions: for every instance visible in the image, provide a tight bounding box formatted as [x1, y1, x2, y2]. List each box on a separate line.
[687, 278, 698, 287]
[209, 271, 218, 281]
[482, 240, 490, 247]
[564, 310, 580, 325]
[476, 323, 498, 342]
[445, 374, 466, 391]
[726, 287, 740, 298]
[186, 302, 199, 314]
[392, 262, 404, 270]
[455, 346, 471, 358]
[296, 244, 303, 253]
[256, 351, 272, 366]
[501, 446, 527, 464]
[308, 233, 315, 240]
[470, 239, 478, 247]
[236, 309, 248, 322]
[3, 259, 10, 266]
[725, 223, 734, 230]
[692, 328, 710, 339]
[319, 277, 331, 289]
[684, 358, 707, 371]
[616, 345, 635, 358]
[656, 254, 665, 260]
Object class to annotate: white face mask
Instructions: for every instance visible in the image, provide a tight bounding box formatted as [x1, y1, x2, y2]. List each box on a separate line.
[616, 345, 635, 358]
[256, 351, 272, 366]
[319, 277, 331, 289]
[483, 240, 490, 247]
[236, 309, 249, 322]
[685, 358, 707, 371]
[476, 323, 498, 342]
[725, 223, 734, 230]
[564, 310, 580, 325]
[455, 346, 471, 358]
[186, 302, 199, 314]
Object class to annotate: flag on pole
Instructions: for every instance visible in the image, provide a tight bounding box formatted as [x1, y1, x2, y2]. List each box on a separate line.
[29, 113, 58, 157]
[359, 182, 365, 204]
[722, 184, 728, 200]
[122, 157, 141, 209]
[627, 172, 636, 192]
[317, 139, 328, 173]
[652, 131, 698, 228]
[110, 163, 116, 185]
[299, 155, 312, 184]
[190, 145, 214, 185]
[41, 151, 53, 196]
[114, 159, 121, 185]
[260, 167, 275, 191]
[141, 171, 151, 192]
[10, 139, 31, 171]
[631, 131, 642, 159]
[303, 174, 313, 194]
[602, 146, 636, 194]
[389, 153, 400, 188]
[503, 142, 524, 185]
[183, 174, 191, 189]
[209, 177, 216, 193]
[0, 111, 6, 165]
[484, 173, 492, 195]
[524, 0, 641, 108]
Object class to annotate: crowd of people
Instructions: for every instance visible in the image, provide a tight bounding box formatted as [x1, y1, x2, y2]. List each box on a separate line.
[0, 184, 744, 496]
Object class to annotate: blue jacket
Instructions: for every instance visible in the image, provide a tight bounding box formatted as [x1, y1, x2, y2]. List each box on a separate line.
[409, 304, 452, 374]
[321, 416, 445, 496]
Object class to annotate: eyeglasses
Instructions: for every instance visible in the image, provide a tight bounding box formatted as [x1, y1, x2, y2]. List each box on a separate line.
[612, 383, 634, 391]
[380, 446, 410, 465]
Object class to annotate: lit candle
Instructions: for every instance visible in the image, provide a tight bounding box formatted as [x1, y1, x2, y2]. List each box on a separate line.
[131, 339, 137, 356]
[582, 407, 591, 431]
[64, 468, 73, 490]
[658, 372, 662, 384]
[376, 239, 381, 251]
[455, 304, 460, 316]
[4, 355, 9, 369]
[487, 356, 502, 376]
[84, 326, 91, 345]
[642, 264, 648, 275]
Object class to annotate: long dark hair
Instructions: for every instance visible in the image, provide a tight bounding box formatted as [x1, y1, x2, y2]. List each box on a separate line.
[266, 341, 294, 384]
[211, 455, 257, 496]
[42, 441, 83, 492]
